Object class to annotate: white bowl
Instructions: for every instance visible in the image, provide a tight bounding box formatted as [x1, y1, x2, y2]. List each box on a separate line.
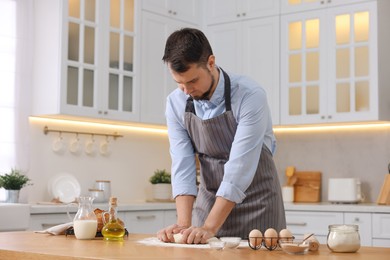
[279, 239, 310, 255]
[220, 237, 241, 249]
[209, 240, 225, 250]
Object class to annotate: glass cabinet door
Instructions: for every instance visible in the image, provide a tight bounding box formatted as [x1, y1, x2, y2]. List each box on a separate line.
[106, 0, 135, 115]
[328, 3, 376, 121]
[66, 0, 97, 110]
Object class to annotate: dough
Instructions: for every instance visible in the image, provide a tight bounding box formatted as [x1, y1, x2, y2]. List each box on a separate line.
[173, 233, 218, 244]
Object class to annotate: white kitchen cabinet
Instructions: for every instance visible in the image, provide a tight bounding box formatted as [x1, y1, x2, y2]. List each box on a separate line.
[32, 0, 140, 122]
[285, 211, 343, 243]
[344, 212, 372, 246]
[206, 16, 280, 124]
[29, 213, 72, 231]
[124, 209, 177, 234]
[281, 0, 373, 14]
[280, 1, 390, 125]
[141, 0, 201, 25]
[140, 11, 198, 125]
[372, 213, 390, 247]
[205, 0, 279, 25]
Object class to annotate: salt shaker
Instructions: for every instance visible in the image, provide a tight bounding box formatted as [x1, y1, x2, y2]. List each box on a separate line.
[327, 224, 360, 253]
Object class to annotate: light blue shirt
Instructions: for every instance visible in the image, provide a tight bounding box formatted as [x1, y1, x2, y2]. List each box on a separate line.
[165, 68, 276, 204]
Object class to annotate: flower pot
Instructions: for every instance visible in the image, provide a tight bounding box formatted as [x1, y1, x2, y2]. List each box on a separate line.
[152, 184, 172, 201]
[5, 190, 20, 203]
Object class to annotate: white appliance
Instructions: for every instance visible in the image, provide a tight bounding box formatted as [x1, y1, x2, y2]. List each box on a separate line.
[328, 178, 362, 203]
[0, 203, 30, 231]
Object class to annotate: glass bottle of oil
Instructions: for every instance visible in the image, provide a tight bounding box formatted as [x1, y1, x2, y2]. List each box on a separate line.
[101, 197, 125, 241]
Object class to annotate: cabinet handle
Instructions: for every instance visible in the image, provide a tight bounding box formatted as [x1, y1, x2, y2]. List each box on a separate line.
[321, 115, 325, 119]
[286, 222, 307, 226]
[328, 0, 332, 3]
[172, 11, 177, 15]
[237, 13, 240, 17]
[354, 217, 360, 222]
[168, 10, 172, 14]
[98, 110, 102, 114]
[320, 0, 325, 4]
[103, 111, 108, 115]
[328, 115, 332, 119]
[136, 215, 156, 220]
[242, 12, 246, 17]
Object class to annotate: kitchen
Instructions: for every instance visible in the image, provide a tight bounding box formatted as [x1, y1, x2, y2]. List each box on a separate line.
[1, 0, 390, 258]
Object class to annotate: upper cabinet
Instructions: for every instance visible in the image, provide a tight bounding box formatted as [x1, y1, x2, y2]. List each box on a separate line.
[139, 1, 201, 125]
[205, 0, 279, 25]
[281, 0, 373, 14]
[205, 0, 280, 125]
[280, 1, 390, 125]
[32, 0, 140, 122]
[141, 0, 201, 25]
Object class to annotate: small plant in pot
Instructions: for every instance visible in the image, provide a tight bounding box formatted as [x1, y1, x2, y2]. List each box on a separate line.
[0, 168, 32, 203]
[149, 169, 172, 201]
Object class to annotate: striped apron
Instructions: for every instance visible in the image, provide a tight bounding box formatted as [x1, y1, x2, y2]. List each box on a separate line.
[184, 69, 286, 238]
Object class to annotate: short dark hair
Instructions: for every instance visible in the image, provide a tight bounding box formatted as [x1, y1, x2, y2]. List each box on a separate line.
[162, 28, 213, 73]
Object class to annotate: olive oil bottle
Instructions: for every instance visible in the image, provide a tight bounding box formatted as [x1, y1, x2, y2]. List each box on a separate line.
[101, 197, 125, 241]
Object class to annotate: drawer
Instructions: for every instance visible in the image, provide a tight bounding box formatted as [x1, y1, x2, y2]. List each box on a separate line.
[344, 212, 372, 246]
[29, 213, 72, 231]
[124, 210, 164, 235]
[285, 211, 343, 236]
[373, 213, 390, 239]
[164, 210, 177, 226]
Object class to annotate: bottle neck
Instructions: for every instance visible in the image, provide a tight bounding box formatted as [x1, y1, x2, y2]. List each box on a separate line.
[108, 204, 118, 221]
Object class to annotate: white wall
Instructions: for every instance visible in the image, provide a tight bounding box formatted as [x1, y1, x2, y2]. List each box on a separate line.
[21, 118, 172, 203]
[274, 126, 390, 203]
[21, 119, 390, 205]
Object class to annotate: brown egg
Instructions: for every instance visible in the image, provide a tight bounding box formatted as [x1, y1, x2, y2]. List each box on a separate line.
[264, 228, 278, 248]
[248, 229, 263, 248]
[279, 228, 293, 242]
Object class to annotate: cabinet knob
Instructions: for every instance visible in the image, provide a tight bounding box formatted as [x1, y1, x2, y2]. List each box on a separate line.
[172, 11, 177, 15]
[321, 115, 325, 119]
[328, 115, 332, 119]
[354, 217, 360, 222]
[237, 13, 240, 17]
[98, 110, 102, 114]
[242, 12, 246, 16]
[168, 10, 172, 14]
[320, 0, 325, 4]
[103, 111, 108, 115]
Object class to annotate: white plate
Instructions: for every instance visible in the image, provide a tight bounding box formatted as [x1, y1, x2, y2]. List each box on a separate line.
[48, 173, 81, 203]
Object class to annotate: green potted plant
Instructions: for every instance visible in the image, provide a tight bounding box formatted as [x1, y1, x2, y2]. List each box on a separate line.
[149, 169, 172, 201]
[0, 168, 32, 203]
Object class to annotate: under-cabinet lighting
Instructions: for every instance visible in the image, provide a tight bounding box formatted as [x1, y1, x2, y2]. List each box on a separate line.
[29, 116, 168, 135]
[273, 122, 390, 133]
[30, 116, 390, 135]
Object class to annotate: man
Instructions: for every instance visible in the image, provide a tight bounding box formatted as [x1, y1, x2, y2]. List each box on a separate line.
[157, 28, 285, 244]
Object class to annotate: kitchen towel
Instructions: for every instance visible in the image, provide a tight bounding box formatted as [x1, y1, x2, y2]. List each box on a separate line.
[137, 237, 249, 249]
[35, 222, 73, 235]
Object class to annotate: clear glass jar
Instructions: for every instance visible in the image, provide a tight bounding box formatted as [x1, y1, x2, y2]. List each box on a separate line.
[327, 224, 360, 253]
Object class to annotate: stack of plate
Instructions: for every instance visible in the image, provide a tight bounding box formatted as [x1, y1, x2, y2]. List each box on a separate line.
[48, 173, 81, 203]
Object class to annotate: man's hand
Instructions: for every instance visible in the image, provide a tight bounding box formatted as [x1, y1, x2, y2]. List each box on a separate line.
[180, 226, 216, 244]
[157, 224, 188, 243]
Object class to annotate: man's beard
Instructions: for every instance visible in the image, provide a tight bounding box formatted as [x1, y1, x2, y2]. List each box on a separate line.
[193, 73, 215, 101]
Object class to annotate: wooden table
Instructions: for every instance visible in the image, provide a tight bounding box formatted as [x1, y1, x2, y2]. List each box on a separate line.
[0, 232, 389, 259]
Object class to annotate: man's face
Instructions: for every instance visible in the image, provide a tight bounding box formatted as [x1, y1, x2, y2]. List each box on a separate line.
[170, 63, 214, 100]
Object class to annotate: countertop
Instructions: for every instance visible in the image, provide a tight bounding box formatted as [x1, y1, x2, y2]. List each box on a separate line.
[29, 201, 390, 214]
[0, 232, 389, 260]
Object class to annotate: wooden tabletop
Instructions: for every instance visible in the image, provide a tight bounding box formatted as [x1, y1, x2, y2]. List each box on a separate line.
[0, 231, 389, 260]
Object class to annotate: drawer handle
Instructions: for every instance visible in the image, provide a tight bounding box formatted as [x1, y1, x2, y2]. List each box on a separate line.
[136, 215, 156, 220]
[287, 222, 307, 226]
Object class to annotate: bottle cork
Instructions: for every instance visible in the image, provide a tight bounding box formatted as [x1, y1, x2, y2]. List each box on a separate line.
[109, 197, 117, 206]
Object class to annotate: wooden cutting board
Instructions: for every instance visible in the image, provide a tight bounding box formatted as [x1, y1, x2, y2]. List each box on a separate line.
[377, 174, 390, 205]
[293, 171, 321, 202]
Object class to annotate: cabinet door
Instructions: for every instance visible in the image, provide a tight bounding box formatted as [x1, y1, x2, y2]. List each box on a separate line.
[140, 12, 194, 124]
[62, 0, 139, 122]
[242, 17, 280, 125]
[281, 10, 328, 124]
[285, 211, 343, 243]
[164, 210, 177, 226]
[124, 210, 165, 234]
[281, 0, 371, 14]
[205, 0, 279, 25]
[207, 17, 280, 125]
[344, 212, 372, 246]
[142, 0, 200, 25]
[326, 2, 377, 123]
[29, 213, 72, 231]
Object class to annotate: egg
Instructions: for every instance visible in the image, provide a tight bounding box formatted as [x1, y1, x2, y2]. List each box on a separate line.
[279, 228, 293, 242]
[248, 229, 263, 248]
[264, 228, 278, 248]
